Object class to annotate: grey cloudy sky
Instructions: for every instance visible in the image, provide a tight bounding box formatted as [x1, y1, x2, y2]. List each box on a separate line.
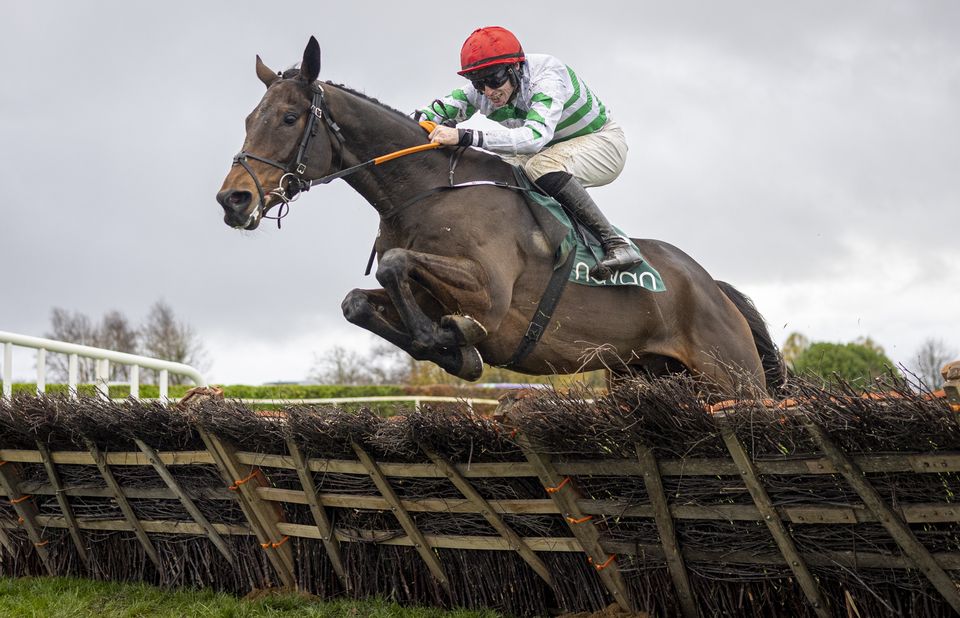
[1, 1, 957, 384]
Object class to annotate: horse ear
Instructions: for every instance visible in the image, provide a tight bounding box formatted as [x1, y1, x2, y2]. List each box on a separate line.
[301, 36, 321, 84]
[256, 55, 279, 88]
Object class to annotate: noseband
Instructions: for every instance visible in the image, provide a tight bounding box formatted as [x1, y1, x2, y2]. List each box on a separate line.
[232, 81, 344, 227]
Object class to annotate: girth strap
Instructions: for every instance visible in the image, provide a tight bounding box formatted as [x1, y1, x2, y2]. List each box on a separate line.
[503, 246, 577, 368]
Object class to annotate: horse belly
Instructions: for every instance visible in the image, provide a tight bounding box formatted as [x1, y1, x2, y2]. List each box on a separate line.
[481, 284, 670, 374]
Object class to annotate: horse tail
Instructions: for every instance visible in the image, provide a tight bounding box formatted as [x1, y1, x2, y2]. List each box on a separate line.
[715, 281, 787, 394]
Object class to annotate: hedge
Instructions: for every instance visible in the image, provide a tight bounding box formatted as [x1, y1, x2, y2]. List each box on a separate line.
[4, 383, 406, 400]
[1, 382, 534, 401]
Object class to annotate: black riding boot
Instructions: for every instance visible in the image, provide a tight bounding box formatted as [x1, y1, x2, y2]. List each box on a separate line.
[537, 171, 642, 272]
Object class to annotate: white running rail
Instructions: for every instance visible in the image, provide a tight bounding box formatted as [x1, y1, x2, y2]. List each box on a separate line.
[0, 330, 207, 401]
[240, 395, 500, 412]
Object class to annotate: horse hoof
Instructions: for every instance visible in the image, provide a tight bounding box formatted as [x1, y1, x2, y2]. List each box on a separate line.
[456, 346, 484, 381]
[441, 314, 488, 346]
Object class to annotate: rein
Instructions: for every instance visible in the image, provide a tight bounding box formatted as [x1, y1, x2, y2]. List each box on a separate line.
[233, 80, 448, 228]
[232, 80, 535, 229]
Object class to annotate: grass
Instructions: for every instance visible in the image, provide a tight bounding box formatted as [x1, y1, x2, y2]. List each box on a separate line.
[0, 577, 502, 618]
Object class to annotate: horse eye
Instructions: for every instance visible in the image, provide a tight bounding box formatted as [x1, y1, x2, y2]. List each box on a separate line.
[283, 112, 298, 125]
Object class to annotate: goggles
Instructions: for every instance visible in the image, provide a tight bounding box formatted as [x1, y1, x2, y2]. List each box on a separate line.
[469, 67, 511, 91]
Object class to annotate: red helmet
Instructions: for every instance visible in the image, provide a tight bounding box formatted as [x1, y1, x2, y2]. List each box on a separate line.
[457, 26, 525, 76]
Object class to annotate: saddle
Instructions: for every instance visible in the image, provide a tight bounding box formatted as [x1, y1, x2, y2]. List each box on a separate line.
[512, 166, 665, 291]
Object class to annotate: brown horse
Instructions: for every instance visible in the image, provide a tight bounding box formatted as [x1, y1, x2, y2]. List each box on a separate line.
[217, 37, 784, 395]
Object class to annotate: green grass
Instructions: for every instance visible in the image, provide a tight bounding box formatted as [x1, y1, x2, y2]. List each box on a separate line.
[0, 577, 501, 618]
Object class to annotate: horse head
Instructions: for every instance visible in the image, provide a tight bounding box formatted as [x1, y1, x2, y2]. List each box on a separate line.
[216, 36, 337, 230]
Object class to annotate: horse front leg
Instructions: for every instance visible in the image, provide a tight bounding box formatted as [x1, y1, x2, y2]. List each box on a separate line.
[341, 287, 484, 380]
[372, 248, 495, 380]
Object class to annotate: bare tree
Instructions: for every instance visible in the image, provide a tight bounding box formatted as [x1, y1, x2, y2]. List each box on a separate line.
[366, 341, 417, 384]
[99, 310, 139, 380]
[45, 308, 99, 381]
[140, 300, 209, 384]
[912, 338, 957, 390]
[309, 345, 376, 385]
[45, 302, 207, 385]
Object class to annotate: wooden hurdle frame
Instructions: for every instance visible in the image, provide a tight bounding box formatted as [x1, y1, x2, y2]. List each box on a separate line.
[1, 377, 959, 616]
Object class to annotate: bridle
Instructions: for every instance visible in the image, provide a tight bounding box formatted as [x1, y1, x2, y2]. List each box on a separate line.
[230, 78, 525, 230]
[231, 80, 345, 228]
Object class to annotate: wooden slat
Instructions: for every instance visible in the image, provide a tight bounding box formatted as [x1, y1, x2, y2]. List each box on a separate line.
[516, 436, 635, 613]
[286, 439, 348, 589]
[248, 488, 960, 524]
[85, 439, 162, 572]
[636, 445, 698, 618]
[351, 441, 450, 595]
[799, 414, 960, 614]
[0, 449, 213, 466]
[718, 422, 831, 618]
[3, 514, 249, 536]
[5, 447, 960, 477]
[599, 540, 960, 571]
[212, 450, 960, 478]
[196, 429, 296, 588]
[8, 513, 960, 572]
[0, 461, 55, 575]
[421, 445, 554, 588]
[238, 452, 536, 478]
[35, 441, 91, 571]
[7, 477, 960, 527]
[134, 438, 235, 566]
[13, 483, 232, 501]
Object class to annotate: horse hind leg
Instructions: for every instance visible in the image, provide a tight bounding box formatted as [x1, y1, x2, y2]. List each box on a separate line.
[341, 288, 483, 380]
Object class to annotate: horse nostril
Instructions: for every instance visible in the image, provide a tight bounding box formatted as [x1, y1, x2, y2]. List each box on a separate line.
[217, 189, 252, 213]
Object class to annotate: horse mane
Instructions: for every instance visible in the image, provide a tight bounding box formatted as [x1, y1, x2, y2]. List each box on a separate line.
[318, 76, 507, 167]
[329, 83, 415, 124]
[277, 67, 507, 171]
[279, 68, 419, 128]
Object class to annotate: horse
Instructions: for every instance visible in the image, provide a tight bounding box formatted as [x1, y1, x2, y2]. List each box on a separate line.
[216, 37, 785, 396]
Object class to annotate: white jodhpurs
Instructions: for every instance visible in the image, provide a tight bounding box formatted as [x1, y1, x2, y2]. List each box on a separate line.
[501, 119, 628, 188]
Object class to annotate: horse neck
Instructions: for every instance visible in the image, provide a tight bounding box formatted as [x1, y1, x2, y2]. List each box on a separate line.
[322, 85, 452, 217]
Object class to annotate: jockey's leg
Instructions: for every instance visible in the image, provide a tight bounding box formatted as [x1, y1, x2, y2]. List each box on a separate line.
[537, 171, 642, 272]
[514, 119, 640, 272]
[519, 119, 628, 188]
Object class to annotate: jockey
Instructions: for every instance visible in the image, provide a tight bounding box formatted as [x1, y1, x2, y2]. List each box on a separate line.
[417, 26, 642, 272]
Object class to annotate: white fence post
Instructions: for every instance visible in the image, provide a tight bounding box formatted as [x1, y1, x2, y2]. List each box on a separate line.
[96, 359, 110, 400]
[159, 369, 169, 402]
[68, 354, 79, 399]
[2, 342, 11, 399]
[36, 348, 46, 395]
[130, 365, 140, 400]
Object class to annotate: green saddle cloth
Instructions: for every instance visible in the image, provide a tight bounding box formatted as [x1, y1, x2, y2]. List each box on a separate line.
[512, 167, 666, 291]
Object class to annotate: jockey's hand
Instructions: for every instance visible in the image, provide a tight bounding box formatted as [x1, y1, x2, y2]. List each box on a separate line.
[429, 125, 460, 147]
